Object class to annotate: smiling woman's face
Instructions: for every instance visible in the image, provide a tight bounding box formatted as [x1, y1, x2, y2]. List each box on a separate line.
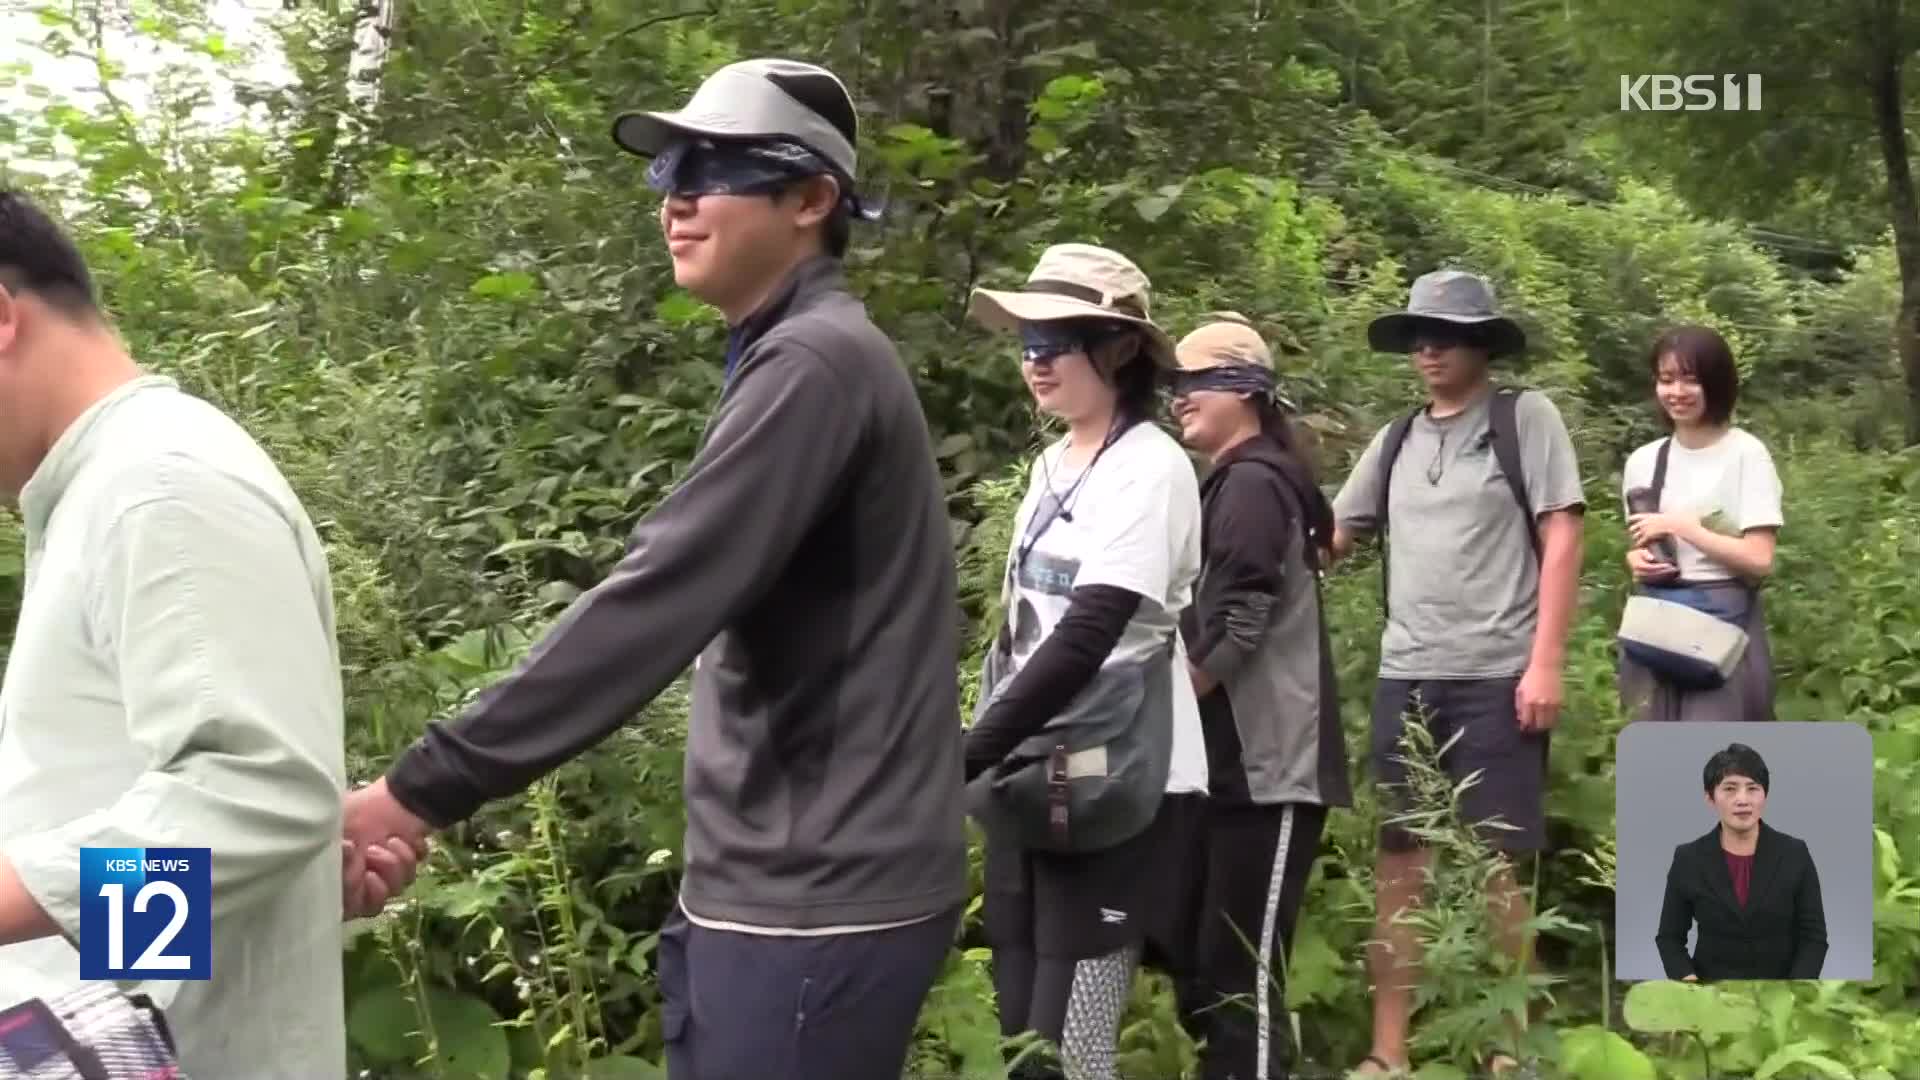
[1020, 320, 1124, 423]
[1707, 773, 1767, 834]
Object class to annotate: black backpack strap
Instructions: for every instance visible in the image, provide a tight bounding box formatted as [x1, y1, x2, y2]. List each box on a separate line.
[1375, 405, 1421, 618]
[1651, 436, 1672, 503]
[1489, 387, 1540, 561]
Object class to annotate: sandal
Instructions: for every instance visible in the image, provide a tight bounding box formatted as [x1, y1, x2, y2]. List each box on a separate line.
[1351, 1054, 1410, 1077]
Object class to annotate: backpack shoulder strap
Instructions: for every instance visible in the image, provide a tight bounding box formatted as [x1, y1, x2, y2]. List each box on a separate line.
[1375, 405, 1422, 617]
[1489, 387, 1540, 562]
[1651, 436, 1673, 503]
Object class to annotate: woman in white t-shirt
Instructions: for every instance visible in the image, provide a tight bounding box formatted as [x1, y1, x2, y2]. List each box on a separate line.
[1620, 324, 1782, 723]
[961, 243, 1205, 1080]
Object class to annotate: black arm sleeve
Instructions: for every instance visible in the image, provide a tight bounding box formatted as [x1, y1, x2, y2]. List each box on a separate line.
[963, 584, 1142, 780]
[1191, 466, 1293, 685]
[385, 339, 864, 827]
[1654, 847, 1697, 979]
[1788, 843, 1829, 978]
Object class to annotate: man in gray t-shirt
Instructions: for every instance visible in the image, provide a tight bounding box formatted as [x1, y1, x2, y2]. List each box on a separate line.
[1331, 270, 1585, 1078]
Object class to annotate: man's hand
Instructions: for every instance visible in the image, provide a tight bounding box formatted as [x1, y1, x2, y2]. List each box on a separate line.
[1682, 974, 1699, 983]
[343, 837, 425, 920]
[1626, 546, 1678, 584]
[342, 778, 432, 919]
[1515, 661, 1563, 733]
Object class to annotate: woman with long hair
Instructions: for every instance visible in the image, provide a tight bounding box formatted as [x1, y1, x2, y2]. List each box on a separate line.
[1155, 314, 1352, 1080]
[962, 243, 1206, 1080]
[1619, 324, 1782, 723]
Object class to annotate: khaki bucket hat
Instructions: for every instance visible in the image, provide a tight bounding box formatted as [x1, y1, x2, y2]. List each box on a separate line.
[967, 244, 1178, 370]
[1175, 311, 1273, 371]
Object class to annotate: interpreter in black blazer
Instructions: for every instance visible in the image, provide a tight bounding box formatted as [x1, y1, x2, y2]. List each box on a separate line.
[1655, 743, 1828, 981]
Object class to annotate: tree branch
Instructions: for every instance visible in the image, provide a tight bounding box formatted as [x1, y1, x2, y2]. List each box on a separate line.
[523, 6, 721, 82]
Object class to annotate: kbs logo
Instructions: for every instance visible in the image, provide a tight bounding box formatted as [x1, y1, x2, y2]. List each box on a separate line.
[78, 847, 211, 980]
[1620, 74, 1762, 112]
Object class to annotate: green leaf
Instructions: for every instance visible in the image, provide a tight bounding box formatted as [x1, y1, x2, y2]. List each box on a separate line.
[470, 271, 538, 300]
[537, 580, 582, 606]
[583, 1057, 665, 1079]
[347, 986, 510, 1080]
[1622, 981, 1759, 1038]
[1134, 194, 1176, 222]
[1755, 1043, 1854, 1080]
[1560, 1026, 1658, 1080]
[654, 292, 709, 326]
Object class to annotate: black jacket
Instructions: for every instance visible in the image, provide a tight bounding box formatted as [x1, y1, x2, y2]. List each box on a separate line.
[1179, 435, 1350, 808]
[1655, 820, 1827, 981]
[387, 255, 968, 929]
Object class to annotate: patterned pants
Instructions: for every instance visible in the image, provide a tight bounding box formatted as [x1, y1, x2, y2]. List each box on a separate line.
[1058, 945, 1140, 1080]
[995, 943, 1141, 1080]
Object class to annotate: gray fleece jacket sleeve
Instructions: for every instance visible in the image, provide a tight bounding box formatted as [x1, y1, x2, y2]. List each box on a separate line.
[386, 337, 864, 827]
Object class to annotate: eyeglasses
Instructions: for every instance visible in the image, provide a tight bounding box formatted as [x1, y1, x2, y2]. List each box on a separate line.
[1411, 328, 1475, 353]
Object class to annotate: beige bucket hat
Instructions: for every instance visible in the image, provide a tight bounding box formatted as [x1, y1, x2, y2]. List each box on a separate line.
[967, 244, 1179, 370]
[1175, 311, 1273, 371]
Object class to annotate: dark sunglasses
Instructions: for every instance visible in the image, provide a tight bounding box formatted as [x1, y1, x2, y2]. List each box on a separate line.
[1409, 324, 1479, 353]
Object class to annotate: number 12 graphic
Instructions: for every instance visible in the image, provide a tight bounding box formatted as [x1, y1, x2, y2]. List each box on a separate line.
[79, 847, 212, 980]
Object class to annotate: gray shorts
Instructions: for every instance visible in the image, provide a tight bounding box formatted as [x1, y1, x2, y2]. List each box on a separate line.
[1370, 676, 1549, 854]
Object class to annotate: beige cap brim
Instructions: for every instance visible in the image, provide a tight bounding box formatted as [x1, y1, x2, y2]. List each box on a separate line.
[967, 287, 1179, 371]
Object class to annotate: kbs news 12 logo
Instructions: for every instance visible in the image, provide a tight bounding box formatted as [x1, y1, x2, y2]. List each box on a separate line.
[1619, 74, 1763, 112]
[78, 848, 211, 980]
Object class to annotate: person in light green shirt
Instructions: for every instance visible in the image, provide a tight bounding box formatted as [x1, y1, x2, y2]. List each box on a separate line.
[0, 190, 355, 1077]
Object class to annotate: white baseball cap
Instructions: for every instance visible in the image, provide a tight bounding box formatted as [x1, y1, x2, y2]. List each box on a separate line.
[612, 59, 860, 182]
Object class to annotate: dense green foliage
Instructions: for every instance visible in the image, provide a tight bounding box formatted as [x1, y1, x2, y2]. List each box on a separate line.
[5, 0, 1920, 1077]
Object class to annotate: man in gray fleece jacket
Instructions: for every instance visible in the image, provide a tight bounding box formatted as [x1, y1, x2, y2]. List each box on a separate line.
[342, 59, 967, 1079]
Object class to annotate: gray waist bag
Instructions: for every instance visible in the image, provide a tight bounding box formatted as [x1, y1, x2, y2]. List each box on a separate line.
[965, 631, 1174, 853]
[0, 984, 184, 1079]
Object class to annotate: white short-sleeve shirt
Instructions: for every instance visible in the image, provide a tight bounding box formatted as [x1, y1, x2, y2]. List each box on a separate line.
[1005, 421, 1209, 794]
[1621, 427, 1783, 581]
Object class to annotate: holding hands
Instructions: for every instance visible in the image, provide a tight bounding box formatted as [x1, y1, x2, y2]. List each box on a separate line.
[341, 778, 432, 920]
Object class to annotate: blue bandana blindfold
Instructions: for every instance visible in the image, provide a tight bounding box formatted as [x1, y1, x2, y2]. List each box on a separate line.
[1170, 364, 1275, 397]
[1169, 364, 1299, 409]
[645, 136, 883, 222]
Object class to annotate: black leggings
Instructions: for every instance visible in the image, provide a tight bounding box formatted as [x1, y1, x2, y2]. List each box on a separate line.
[1172, 802, 1329, 1080]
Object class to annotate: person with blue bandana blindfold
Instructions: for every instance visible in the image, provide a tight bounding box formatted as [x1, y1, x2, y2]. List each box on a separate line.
[342, 59, 968, 1080]
[1153, 314, 1351, 1080]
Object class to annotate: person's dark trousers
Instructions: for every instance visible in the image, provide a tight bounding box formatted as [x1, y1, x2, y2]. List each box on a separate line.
[656, 901, 961, 1080]
[1180, 802, 1328, 1080]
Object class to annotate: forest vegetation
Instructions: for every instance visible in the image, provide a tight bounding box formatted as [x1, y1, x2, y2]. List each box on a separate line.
[4, 0, 1920, 1077]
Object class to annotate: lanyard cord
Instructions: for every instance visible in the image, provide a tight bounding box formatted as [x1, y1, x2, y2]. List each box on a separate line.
[1015, 413, 1130, 572]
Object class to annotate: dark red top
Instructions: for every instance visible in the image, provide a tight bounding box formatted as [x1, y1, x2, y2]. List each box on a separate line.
[1725, 851, 1754, 906]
